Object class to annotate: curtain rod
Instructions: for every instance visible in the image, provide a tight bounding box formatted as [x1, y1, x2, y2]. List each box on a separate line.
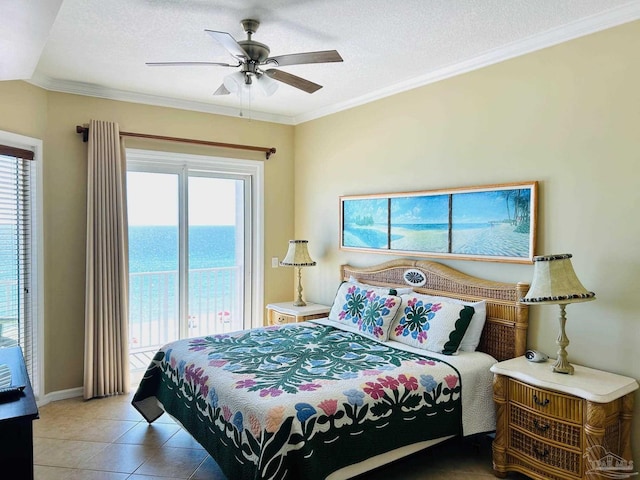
[75, 125, 276, 159]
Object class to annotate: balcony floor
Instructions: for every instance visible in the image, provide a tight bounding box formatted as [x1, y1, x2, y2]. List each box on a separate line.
[129, 348, 157, 372]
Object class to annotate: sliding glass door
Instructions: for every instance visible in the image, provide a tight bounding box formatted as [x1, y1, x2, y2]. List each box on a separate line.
[127, 171, 180, 353]
[126, 151, 258, 372]
[186, 175, 246, 338]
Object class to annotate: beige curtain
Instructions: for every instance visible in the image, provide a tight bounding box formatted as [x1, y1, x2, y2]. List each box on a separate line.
[84, 119, 130, 399]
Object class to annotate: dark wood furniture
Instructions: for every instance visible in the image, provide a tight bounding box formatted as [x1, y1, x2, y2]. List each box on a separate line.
[0, 346, 39, 480]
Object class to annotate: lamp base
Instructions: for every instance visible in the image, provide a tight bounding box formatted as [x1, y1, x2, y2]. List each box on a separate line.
[552, 304, 574, 375]
[552, 357, 574, 375]
[293, 266, 306, 307]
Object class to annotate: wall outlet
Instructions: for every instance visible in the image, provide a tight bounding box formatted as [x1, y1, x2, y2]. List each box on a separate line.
[271, 257, 279, 268]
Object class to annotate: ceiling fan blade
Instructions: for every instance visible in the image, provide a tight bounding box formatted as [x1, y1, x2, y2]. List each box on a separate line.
[213, 84, 231, 95]
[265, 69, 322, 94]
[266, 50, 343, 67]
[205, 29, 250, 60]
[146, 61, 239, 67]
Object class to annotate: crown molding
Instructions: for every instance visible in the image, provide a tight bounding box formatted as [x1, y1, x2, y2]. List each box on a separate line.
[294, 3, 640, 124]
[28, 3, 640, 126]
[27, 72, 296, 125]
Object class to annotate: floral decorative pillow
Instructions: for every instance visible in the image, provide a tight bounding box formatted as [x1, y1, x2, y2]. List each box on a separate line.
[389, 293, 475, 355]
[328, 281, 402, 341]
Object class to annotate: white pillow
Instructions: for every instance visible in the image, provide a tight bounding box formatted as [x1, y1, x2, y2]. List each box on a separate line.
[423, 295, 487, 352]
[328, 281, 402, 342]
[348, 276, 413, 295]
[389, 293, 475, 355]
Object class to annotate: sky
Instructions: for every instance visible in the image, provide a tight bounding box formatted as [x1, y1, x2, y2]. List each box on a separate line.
[391, 195, 449, 224]
[127, 172, 239, 226]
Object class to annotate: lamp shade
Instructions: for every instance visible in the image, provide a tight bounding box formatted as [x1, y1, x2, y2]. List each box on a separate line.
[280, 240, 316, 267]
[521, 254, 595, 305]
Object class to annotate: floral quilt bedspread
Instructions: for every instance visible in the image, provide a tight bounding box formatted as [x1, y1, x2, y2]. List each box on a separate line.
[132, 323, 463, 480]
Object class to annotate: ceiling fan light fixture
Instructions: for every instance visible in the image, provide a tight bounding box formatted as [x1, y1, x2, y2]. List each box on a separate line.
[223, 71, 278, 99]
[257, 73, 278, 97]
[223, 71, 247, 94]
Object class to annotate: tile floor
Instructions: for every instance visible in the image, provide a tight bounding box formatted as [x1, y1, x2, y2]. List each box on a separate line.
[34, 384, 527, 479]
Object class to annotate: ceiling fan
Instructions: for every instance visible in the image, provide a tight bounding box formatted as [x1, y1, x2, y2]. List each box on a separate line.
[147, 19, 343, 97]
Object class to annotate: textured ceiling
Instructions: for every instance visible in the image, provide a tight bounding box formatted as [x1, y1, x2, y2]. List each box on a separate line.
[8, 0, 640, 124]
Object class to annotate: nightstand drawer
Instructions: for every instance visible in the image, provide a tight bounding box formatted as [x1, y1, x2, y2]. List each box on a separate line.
[266, 302, 331, 326]
[270, 311, 295, 325]
[509, 427, 582, 477]
[509, 379, 582, 424]
[509, 404, 582, 449]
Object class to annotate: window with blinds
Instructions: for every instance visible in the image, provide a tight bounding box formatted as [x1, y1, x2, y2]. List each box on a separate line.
[0, 143, 38, 396]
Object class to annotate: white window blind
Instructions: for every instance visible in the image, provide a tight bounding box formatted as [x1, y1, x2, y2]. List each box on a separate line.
[0, 145, 38, 395]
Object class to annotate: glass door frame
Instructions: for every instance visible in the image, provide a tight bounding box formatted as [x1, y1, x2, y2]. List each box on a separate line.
[126, 148, 264, 332]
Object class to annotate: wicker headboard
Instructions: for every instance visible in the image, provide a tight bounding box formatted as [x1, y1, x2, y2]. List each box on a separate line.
[341, 259, 529, 361]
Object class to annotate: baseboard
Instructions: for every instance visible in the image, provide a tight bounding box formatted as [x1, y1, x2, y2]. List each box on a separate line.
[38, 386, 83, 407]
[37, 380, 139, 407]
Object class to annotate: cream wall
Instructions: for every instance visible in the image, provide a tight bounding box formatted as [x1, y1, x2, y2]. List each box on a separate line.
[0, 81, 48, 136]
[295, 21, 640, 460]
[0, 87, 296, 393]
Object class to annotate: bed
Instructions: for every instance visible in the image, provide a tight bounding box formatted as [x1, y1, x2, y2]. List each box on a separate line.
[132, 259, 529, 479]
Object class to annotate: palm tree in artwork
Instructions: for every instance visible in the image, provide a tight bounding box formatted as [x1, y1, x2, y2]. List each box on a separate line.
[513, 190, 530, 233]
[500, 190, 515, 225]
[500, 189, 530, 231]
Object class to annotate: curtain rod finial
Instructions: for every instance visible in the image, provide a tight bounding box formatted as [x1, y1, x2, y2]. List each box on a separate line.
[76, 125, 89, 142]
[266, 148, 276, 159]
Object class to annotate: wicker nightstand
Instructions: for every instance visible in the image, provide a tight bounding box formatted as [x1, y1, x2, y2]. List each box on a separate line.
[491, 356, 638, 480]
[266, 302, 330, 326]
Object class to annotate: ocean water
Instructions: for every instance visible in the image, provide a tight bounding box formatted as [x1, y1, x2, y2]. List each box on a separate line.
[2, 225, 240, 338]
[128, 225, 239, 325]
[343, 222, 490, 249]
[0, 225, 19, 318]
[129, 225, 237, 272]
[0, 225, 237, 278]
[393, 222, 489, 231]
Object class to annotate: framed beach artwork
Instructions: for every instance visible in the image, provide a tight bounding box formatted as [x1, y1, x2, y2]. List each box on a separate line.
[340, 181, 538, 263]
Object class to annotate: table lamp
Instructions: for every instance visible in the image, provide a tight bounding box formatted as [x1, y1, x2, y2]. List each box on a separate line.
[280, 240, 316, 306]
[521, 254, 595, 374]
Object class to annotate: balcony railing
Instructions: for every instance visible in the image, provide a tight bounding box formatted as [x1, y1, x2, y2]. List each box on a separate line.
[129, 266, 242, 368]
[0, 279, 19, 347]
[5, 270, 242, 371]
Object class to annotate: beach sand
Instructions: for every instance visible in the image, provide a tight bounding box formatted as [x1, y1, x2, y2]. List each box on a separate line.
[451, 223, 529, 257]
[348, 223, 529, 258]
[390, 227, 448, 252]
